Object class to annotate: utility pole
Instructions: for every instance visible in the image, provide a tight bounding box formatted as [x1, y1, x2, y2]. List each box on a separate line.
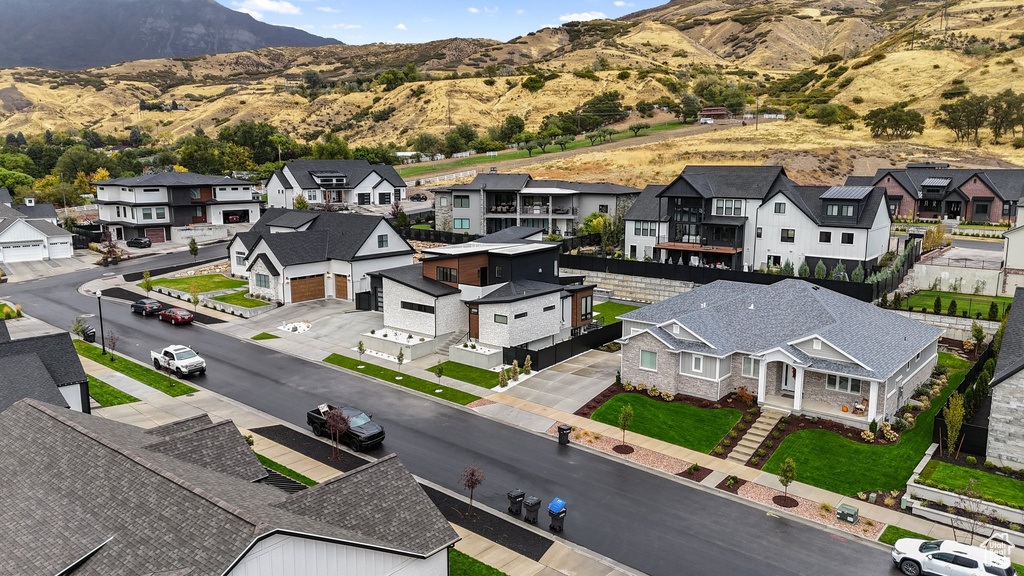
[755, 89, 759, 131]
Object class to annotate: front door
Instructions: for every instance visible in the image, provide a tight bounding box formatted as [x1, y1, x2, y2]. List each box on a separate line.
[946, 201, 962, 220]
[781, 363, 796, 394]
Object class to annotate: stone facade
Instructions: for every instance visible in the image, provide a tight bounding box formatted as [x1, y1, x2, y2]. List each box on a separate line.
[801, 371, 868, 411]
[988, 372, 1024, 466]
[560, 268, 695, 303]
[248, 259, 279, 301]
[620, 332, 719, 398]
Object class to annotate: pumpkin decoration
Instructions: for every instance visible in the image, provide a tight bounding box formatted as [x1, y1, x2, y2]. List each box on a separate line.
[842, 405, 849, 413]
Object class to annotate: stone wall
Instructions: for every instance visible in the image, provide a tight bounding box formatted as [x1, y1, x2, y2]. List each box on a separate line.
[890, 310, 1000, 340]
[800, 371, 868, 411]
[988, 371, 1024, 467]
[560, 268, 695, 303]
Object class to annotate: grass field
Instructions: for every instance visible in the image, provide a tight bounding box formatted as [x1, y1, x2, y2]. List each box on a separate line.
[591, 394, 741, 453]
[878, 526, 928, 546]
[251, 332, 280, 340]
[593, 302, 639, 325]
[324, 353, 479, 405]
[145, 274, 247, 293]
[212, 291, 268, 308]
[918, 460, 1024, 507]
[427, 361, 500, 389]
[904, 290, 1012, 318]
[412, 224, 432, 230]
[74, 340, 198, 397]
[87, 375, 139, 407]
[450, 549, 507, 576]
[256, 454, 318, 487]
[762, 353, 971, 496]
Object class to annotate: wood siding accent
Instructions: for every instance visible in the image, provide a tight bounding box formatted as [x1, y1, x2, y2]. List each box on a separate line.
[195, 186, 214, 201]
[571, 288, 594, 328]
[422, 253, 489, 287]
[290, 275, 325, 303]
[469, 305, 479, 339]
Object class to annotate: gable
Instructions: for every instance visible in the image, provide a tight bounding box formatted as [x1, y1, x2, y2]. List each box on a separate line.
[791, 335, 861, 365]
[352, 220, 412, 259]
[0, 218, 47, 242]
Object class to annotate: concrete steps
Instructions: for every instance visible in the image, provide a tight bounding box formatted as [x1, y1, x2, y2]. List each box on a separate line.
[725, 407, 789, 464]
[436, 330, 468, 356]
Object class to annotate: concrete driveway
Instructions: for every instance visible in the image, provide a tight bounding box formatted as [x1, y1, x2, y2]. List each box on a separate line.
[502, 349, 620, 413]
[0, 250, 99, 281]
[233, 299, 382, 349]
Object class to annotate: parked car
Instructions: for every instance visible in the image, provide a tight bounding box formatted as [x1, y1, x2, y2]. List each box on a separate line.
[151, 345, 206, 378]
[891, 538, 1016, 576]
[409, 193, 427, 201]
[226, 214, 242, 223]
[130, 298, 163, 316]
[307, 404, 385, 452]
[158, 307, 194, 325]
[126, 237, 152, 248]
[698, 117, 715, 125]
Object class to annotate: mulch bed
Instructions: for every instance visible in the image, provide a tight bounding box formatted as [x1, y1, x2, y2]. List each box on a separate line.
[98, 286, 226, 325]
[772, 495, 799, 508]
[573, 383, 622, 418]
[715, 476, 747, 494]
[252, 425, 555, 561]
[745, 414, 870, 471]
[612, 444, 635, 454]
[676, 465, 714, 483]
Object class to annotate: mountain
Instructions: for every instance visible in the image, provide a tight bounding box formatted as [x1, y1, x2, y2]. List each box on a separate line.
[0, 0, 340, 70]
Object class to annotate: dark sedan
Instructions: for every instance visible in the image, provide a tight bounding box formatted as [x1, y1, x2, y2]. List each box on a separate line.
[130, 298, 163, 316]
[307, 405, 385, 452]
[126, 237, 152, 248]
[158, 307, 194, 325]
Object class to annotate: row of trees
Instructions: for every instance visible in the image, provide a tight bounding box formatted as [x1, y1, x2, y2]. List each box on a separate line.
[938, 89, 1024, 145]
[768, 258, 866, 283]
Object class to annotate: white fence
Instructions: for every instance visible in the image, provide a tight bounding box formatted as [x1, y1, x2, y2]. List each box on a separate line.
[418, 170, 477, 185]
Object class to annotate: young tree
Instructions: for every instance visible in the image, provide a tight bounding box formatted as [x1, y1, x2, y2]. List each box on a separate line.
[586, 132, 601, 146]
[523, 355, 532, 375]
[778, 457, 797, 498]
[106, 330, 119, 360]
[498, 368, 508, 388]
[523, 140, 538, 157]
[435, 362, 445, 386]
[141, 270, 153, 296]
[628, 122, 651, 136]
[554, 135, 575, 151]
[510, 359, 520, 381]
[188, 237, 199, 264]
[326, 407, 350, 460]
[933, 295, 943, 315]
[396, 349, 404, 373]
[971, 321, 985, 353]
[460, 464, 485, 514]
[830, 261, 847, 281]
[357, 340, 365, 362]
[988, 301, 999, 322]
[293, 195, 310, 210]
[851, 263, 865, 283]
[947, 299, 958, 317]
[798, 260, 811, 278]
[780, 259, 794, 277]
[943, 391, 965, 458]
[814, 260, 827, 279]
[950, 478, 994, 545]
[618, 403, 634, 448]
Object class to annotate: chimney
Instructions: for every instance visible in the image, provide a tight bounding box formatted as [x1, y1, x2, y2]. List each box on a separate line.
[25, 197, 35, 206]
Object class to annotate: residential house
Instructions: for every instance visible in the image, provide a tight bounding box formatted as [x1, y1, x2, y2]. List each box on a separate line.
[0, 321, 90, 412]
[618, 279, 942, 428]
[698, 107, 731, 120]
[847, 162, 1024, 223]
[229, 208, 415, 304]
[375, 228, 594, 353]
[434, 171, 640, 236]
[0, 202, 73, 263]
[266, 159, 407, 209]
[988, 287, 1024, 466]
[1, 189, 60, 225]
[0, 400, 458, 575]
[93, 172, 261, 243]
[623, 184, 668, 261]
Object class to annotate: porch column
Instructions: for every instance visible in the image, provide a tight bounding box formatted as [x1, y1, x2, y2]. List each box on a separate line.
[793, 366, 805, 411]
[868, 380, 879, 424]
[757, 358, 767, 402]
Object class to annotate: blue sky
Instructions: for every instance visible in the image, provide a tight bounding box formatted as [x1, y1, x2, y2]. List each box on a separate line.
[216, 0, 663, 44]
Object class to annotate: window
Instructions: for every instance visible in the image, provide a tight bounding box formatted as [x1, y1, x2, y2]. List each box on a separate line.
[156, 207, 166, 219]
[307, 190, 318, 201]
[439, 196, 448, 207]
[781, 229, 795, 243]
[841, 232, 854, 244]
[193, 206, 203, 217]
[819, 231, 832, 243]
[377, 234, 388, 248]
[756, 227, 762, 238]
[916, 351, 921, 360]
[401, 301, 435, 314]
[454, 218, 470, 229]
[717, 199, 741, 215]
[494, 314, 507, 324]
[580, 295, 593, 321]
[826, 204, 839, 216]
[254, 274, 270, 288]
[952, 556, 978, 569]
[742, 357, 760, 378]
[692, 355, 703, 373]
[640, 350, 657, 370]
[495, 265, 503, 278]
[826, 374, 862, 394]
[378, 192, 390, 205]
[543, 305, 556, 312]
[975, 203, 989, 217]
[189, 187, 201, 199]
[142, 208, 153, 220]
[599, 204, 609, 213]
[514, 312, 528, 319]
[767, 255, 781, 267]
[1003, 203, 1011, 216]
[774, 202, 786, 214]
[436, 267, 458, 283]
[813, 339, 822, 350]
[842, 205, 854, 217]
[635, 221, 641, 235]
[235, 252, 245, 265]
[454, 195, 470, 208]
[716, 199, 724, 215]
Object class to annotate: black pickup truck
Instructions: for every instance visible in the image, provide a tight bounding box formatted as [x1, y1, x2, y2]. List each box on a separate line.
[306, 405, 385, 452]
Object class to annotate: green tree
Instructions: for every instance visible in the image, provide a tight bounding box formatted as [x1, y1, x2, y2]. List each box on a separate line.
[814, 260, 827, 279]
[0, 152, 35, 173]
[176, 134, 224, 174]
[987, 89, 1021, 144]
[618, 403, 634, 448]
[943, 391, 965, 457]
[443, 132, 467, 157]
[778, 457, 797, 497]
[396, 349, 404, 373]
[128, 127, 143, 148]
[523, 141, 538, 157]
[808, 103, 858, 126]
[580, 212, 612, 236]
[680, 93, 702, 122]
[628, 122, 651, 136]
[933, 295, 943, 315]
[554, 135, 575, 151]
[498, 115, 525, 143]
[830, 261, 847, 281]
[988, 301, 999, 322]
[293, 195, 310, 210]
[311, 133, 352, 160]
[971, 321, 985, 352]
[141, 270, 153, 296]
[189, 280, 201, 312]
[54, 145, 108, 180]
[188, 237, 199, 263]
[452, 122, 478, 143]
[302, 70, 327, 90]
[0, 167, 34, 191]
[851, 262, 865, 283]
[218, 121, 282, 165]
[434, 361, 444, 386]
[798, 260, 811, 278]
[863, 102, 925, 140]
[938, 95, 990, 145]
[408, 132, 443, 155]
[947, 299, 958, 316]
[781, 259, 794, 276]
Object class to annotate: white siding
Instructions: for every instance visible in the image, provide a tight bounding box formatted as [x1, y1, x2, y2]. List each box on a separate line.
[0, 219, 47, 243]
[477, 291, 562, 349]
[265, 172, 291, 208]
[351, 255, 413, 296]
[208, 203, 260, 225]
[625, 221, 667, 261]
[58, 383, 84, 412]
[228, 533, 448, 576]
[229, 237, 251, 277]
[353, 221, 409, 258]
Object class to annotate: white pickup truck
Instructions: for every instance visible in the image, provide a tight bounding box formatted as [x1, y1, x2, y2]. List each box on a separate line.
[151, 345, 206, 378]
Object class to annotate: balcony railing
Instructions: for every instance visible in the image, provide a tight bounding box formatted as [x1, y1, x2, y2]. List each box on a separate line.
[487, 205, 518, 214]
[521, 205, 550, 215]
[551, 206, 577, 216]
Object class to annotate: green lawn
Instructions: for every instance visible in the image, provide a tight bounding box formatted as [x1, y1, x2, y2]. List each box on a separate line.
[144, 274, 247, 293]
[763, 353, 971, 496]
[212, 291, 269, 308]
[412, 223, 432, 230]
[956, 223, 1011, 230]
[591, 394, 741, 453]
[918, 460, 1024, 507]
[450, 549, 507, 576]
[593, 302, 639, 325]
[904, 290, 1012, 318]
[251, 332, 280, 340]
[324, 353, 479, 405]
[428, 361, 500, 389]
[87, 375, 139, 407]
[256, 454, 318, 486]
[878, 526, 929, 546]
[74, 340, 198, 397]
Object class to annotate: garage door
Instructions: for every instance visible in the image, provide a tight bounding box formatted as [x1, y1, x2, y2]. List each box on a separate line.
[47, 239, 73, 259]
[144, 228, 166, 243]
[334, 275, 348, 300]
[1, 243, 44, 263]
[290, 275, 325, 303]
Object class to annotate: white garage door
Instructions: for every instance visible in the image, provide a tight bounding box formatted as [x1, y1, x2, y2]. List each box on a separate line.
[2, 243, 44, 262]
[47, 239, 73, 259]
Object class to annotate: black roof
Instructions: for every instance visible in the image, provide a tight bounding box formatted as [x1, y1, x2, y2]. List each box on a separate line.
[0, 187, 11, 204]
[93, 172, 252, 187]
[282, 159, 405, 190]
[863, 165, 1024, 203]
[624, 184, 668, 222]
[447, 173, 532, 191]
[231, 207, 290, 251]
[993, 287, 1024, 386]
[273, 168, 292, 189]
[773, 185, 888, 229]
[376, 264, 461, 297]
[477, 226, 546, 243]
[243, 209, 412, 264]
[14, 202, 59, 220]
[0, 330, 88, 412]
[469, 279, 570, 304]
[523, 179, 640, 195]
[659, 166, 791, 200]
[246, 253, 280, 276]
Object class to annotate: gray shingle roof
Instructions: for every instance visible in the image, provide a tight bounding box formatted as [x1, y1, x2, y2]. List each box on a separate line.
[25, 218, 71, 237]
[377, 264, 461, 297]
[0, 399, 457, 575]
[993, 287, 1024, 385]
[267, 210, 319, 229]
[14, 202, 58, 220]
[659, 166, 791, 200]
[0, 353, 70, 411]
[863, 166, 1024, 203]
[448, 173, 532, 191]
[143, 419, 268, 482]
[93, 172, 252, 187]
[820, 186, 873, 200]
[282, 159, 405, 190]
[231, 207, 290, 251]
[470, 279, 569, 304]
[624, 184, 668, 222]
[0, 331, 87, 411]
[477, 226, 546, 243]
[622, 279, 942, 379]
[273, 168, 292, 189]
[0, 187, 11, 204]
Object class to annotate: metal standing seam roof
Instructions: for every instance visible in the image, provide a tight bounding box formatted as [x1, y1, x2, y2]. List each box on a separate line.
[820, 186, 873, 200]
[921, 177, 952, 187]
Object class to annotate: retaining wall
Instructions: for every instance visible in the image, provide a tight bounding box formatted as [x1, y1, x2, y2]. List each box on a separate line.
[560, 268, 695, 303]
[450, 344, 501, 369]
[891, 310, 1001, 340]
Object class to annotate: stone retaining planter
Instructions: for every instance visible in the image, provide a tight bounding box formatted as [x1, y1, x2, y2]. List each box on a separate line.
[202, 299, 277, 319]
[909, 476, 1024, 526]
[908, 499, 1024, 547]
[365, 331, 436, 360]
[450, 343, 501, 369]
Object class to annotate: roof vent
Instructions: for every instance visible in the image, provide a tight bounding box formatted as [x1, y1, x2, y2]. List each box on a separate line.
[700, 302, 707, 309]
[748, 303, 755, 310]
[24, 197, 35, 206]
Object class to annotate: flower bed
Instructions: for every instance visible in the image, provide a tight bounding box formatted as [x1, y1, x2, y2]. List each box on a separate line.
[738, 483, 886, 539]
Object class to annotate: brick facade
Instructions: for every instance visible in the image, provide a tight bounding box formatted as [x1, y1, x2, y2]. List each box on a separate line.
[876, 174, 916, 219]
[959, 177, 1003, 223]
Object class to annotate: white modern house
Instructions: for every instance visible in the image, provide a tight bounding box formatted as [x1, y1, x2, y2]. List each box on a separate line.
[266, 159, 407, 209]
[229, 208, 415, 304]
[0, 202, 73, 263]
[618, 279, 943, 428]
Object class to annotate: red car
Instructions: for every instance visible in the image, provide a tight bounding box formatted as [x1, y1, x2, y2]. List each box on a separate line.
[158, 307, 194, 325]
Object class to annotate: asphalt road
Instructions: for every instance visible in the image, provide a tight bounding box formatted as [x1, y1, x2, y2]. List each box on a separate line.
[891, 232, 1004, 252]
[6, 246, 897, 576]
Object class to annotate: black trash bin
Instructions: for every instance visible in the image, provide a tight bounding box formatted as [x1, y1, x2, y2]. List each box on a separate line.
[507, 489, 525, 516]
[82, 327, 96, 343]
[523, 496, 542, 524]
[557, 424, 572, 445]
[548, 497, 567, 532]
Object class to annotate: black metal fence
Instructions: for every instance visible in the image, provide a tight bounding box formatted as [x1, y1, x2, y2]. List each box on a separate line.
[933, 346, 995, 458]
[395, 227, 483, 244]
[502, 323, 622, 370]
[73, 224, 103, 242]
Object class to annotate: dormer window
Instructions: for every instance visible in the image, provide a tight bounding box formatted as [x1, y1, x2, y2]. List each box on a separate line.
[672, 325, 680, 335]
[842, 205, 854, 217]
[826, 204, 839, 216]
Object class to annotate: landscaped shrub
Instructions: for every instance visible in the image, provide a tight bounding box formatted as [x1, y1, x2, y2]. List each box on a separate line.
[966, 456, 978, 465]
[713, 446, 725, 455]
[729, 430, 738, 439]
[751, 456, 760, 465]
[861, 430, 875, 442]
[661, 391, 674, 401]
[723, 438, 731, 447]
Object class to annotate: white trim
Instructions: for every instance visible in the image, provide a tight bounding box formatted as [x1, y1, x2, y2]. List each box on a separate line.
[787, 333, 872, 371]
[639, 349, 658, 371]
[655, 319, 716, 348]
[692, 354, 703, 373]
[756, 346, 804, 364]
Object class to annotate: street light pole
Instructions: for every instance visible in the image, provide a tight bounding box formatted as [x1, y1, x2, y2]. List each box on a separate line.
[96, 290, 106, 355]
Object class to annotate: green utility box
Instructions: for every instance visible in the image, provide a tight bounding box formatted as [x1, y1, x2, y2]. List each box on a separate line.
[837, 504, 859, 524]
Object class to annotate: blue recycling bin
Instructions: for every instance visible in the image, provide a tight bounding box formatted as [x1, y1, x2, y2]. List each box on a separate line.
[548, 497, 567, 532]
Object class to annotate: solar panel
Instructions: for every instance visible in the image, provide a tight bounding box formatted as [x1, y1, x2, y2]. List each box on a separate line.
[820, 186, 873, 200]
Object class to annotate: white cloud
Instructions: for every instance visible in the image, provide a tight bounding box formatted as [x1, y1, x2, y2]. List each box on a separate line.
[236, 7, 263, 20]
[516, 9, 525, 14]
[232, 0, 302, 16]
[613, 1, 634, 6]
[395, 23, 408, 30]
[315, 6, 341, 12]
[331, 22, 361, 29]
[559, 11, 606, 22]
[468, 6, 479, 13]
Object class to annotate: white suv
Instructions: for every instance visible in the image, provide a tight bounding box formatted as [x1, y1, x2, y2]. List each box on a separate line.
[891, 538, 1016, 576]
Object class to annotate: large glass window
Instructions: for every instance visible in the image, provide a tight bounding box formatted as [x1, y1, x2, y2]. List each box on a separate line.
[454, 219, 470, 229]
[255, 274, 270, 288]
[436, 267, 458, 283]
[580, 295, 593, 320]
[189, 187, 201, 199]
[454, 195, 470, 208]
[742, 356, 761, 378]
[640, 350, 657, 370]
[826, 374, 862, 394]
